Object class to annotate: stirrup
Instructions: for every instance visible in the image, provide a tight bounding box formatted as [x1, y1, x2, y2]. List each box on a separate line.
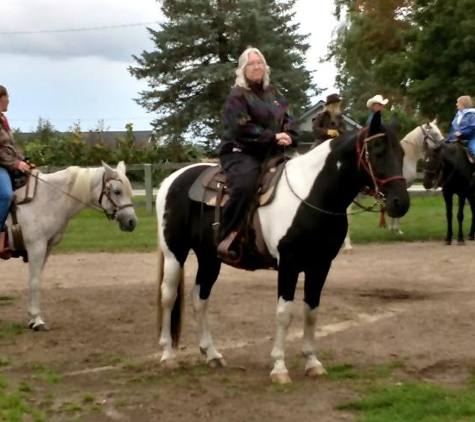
[217, 231, 242, 264]
[0, 231, 11, 260]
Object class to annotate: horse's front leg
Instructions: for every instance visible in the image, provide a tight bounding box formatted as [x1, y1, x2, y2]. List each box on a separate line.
[27, 242, 51, 331]
[192, 254, 225, 367]
[443, 191, 453, 245]
[457, 195, 466, 244]
[390, 217, 403, 234]
[270, 258, 299, 384]
[301, 259, 331, 378]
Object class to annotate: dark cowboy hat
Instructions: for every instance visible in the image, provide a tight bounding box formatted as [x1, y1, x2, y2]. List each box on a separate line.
[325, 93, 341, 105]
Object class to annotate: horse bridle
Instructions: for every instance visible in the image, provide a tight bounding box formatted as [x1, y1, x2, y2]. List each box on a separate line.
[356, 128, 406, 200]
[419, 125, 441, 149]
[97, 173, 134, 220]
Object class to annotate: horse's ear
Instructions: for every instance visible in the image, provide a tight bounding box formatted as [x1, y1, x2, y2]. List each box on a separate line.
[102, 161, 116, 178]
[432, 118, 438, 125]
[368, 111, 382, 135]
[116, 161, 126, 174]
[388, 114, 400, 137]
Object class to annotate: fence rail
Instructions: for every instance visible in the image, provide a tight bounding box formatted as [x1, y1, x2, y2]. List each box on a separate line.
[37, 163, 428, 215]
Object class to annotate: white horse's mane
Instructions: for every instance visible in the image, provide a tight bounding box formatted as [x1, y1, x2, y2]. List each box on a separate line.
[64, 165, 133, 205]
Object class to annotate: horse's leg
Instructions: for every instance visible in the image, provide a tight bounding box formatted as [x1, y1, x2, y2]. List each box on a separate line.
[158, 249, 187, 366]
[390, 217, 403, 234]
[342, 204, 353, 251]
[191, 252, 224, 367]
[270, 257, 299, 384]
[27, 242, 51, 330]
[457, 194, 466, 244]
[301, 259, 332, 378]
[468, 194, 475, 240]
[443, 190, 453, 245]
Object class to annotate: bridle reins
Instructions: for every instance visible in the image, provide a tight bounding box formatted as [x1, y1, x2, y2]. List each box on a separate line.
[284, 128, 405, 221]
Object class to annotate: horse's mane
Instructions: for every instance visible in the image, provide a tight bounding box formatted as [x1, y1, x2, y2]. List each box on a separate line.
[65, 166, 134, 204]
[402, 126, 422, 144]
[65, 167, 97, 204]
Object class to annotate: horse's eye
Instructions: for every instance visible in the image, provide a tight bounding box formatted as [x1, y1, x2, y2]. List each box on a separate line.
[114, 189, 122, 195]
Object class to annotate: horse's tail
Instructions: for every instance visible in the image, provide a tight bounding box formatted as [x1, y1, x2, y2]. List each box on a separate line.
[156, 234, 185, 349]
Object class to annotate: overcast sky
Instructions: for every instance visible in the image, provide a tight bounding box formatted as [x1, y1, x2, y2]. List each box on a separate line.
[1, 0, 339, 132]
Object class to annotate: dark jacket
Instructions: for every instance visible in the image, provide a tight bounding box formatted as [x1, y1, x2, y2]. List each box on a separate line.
[220, 83, 298, 161]
[0, 113, 23, 171]
[312, 111, 346, 143]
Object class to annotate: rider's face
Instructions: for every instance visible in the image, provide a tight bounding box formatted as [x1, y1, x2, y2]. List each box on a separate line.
[0, 93, 9, 112]
[245, 52, 265, 84]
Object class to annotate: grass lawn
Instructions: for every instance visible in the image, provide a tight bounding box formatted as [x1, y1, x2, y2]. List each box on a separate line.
[54, 196, 454, 253]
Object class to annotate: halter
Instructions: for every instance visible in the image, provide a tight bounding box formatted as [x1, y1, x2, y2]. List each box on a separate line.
[356, 127, 406, 198]
[97, 173, 134, 220]
[419, 125, 441, 149]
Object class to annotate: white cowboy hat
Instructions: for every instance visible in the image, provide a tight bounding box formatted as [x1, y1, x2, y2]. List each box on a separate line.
[366, 94, 389, 108]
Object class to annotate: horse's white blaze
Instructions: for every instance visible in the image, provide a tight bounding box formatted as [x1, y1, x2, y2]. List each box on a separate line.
[259, 143, 331, 258]
[270, 298, 294, 375]
[336, 161, 342, 170]
[191, 285, 223, 362]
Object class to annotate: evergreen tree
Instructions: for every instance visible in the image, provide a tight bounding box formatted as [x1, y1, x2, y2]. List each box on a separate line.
[129, 0, 314, 149]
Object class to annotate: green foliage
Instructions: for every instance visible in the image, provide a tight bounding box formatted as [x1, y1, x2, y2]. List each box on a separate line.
[15, 119, 204, 167]
[0, 376, 44, 422]
[330, 0, 475, 129]
[130, 0, 315, 147]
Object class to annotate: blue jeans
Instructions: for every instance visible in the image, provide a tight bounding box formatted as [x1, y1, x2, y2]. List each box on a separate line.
[469, 139, 475, 158]
[0, 167, 13, 231]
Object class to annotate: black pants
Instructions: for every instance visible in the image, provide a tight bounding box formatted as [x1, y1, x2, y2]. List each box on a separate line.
[220, 151, 262, 239]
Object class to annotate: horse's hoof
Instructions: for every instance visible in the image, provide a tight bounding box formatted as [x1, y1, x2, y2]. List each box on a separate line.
[342, 247, 353, 253]
[305, 365, 327, 378]
[270, 372, 292, 384]
[29, 322, 48, 331]
[469, 236, 475, 241]
[458, 240, 466, 245]
[445, 240, 452, 245]
[208, 357, 227, 368]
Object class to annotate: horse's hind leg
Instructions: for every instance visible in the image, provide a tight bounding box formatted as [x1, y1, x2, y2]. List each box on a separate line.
[27, 241, 51, 331]
[457, 195, 466, 244]
[191, 252, 224, 367]
[443, 191, 453, 245]
[468, 194, 475, 240]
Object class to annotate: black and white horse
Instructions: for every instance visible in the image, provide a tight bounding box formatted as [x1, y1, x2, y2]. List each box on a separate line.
[155, 114, 410, 383]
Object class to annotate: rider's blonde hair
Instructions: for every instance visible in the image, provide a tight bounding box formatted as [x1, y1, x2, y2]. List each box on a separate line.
[458, 95, 473, 108]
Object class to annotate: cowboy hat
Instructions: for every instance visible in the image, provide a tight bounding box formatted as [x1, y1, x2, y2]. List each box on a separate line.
[366, 94, 389, 108]
[325, 93, 341, 105]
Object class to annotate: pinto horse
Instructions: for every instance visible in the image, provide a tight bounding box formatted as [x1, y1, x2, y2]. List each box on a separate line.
[3, 161, 137, 330]
[155, 114, 410, 383]
[423, 142, 475, 244]
[342, 120, 444, 250]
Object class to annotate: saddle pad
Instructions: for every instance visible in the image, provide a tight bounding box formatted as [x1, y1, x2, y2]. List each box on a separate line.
[13, 169, 40, 205]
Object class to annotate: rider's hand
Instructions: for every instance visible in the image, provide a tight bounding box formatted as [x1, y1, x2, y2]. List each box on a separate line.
[16, 161, 30, 173]
[455, 131, 462, 138]
[276, 132, 292, 146]
[327, 129, 339, 137]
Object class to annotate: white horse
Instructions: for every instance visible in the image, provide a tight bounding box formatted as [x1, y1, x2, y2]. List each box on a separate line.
[343, 120, 444, 250]
[4, 161, 137, 330]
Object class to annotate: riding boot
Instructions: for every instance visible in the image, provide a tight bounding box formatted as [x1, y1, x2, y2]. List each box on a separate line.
[217, 231, 242, 264]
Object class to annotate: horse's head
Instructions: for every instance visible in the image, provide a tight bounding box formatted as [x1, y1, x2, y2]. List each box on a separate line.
[99, 161, 137, 232]
[421, 119, 444, 150]
[422, 143, 443, 189]
[359, 112, 410, 218]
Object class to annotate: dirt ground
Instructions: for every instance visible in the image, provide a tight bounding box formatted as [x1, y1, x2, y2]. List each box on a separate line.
[1, 241, 475, 421]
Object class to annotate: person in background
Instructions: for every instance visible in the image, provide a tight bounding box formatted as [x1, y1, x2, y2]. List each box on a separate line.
[444, 95, 475, 157]
[311, 93, 346, 147]
[218, 46, 298, 260]
[366, 94, 388, 125]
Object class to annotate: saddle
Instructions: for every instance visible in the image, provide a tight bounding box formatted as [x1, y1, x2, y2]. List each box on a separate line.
[0, 169, 40, 261]
[188, 155, 286, 268]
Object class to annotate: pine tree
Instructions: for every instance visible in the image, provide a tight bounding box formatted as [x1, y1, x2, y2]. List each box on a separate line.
[129, 0, 314, 149]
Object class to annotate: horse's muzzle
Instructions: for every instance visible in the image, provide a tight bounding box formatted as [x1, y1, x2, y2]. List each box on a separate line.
[118, 213, 138, 232]
[385, 188, 410, 218]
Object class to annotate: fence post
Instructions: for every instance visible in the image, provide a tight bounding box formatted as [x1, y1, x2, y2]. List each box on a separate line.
[144, 164, 153, 215]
